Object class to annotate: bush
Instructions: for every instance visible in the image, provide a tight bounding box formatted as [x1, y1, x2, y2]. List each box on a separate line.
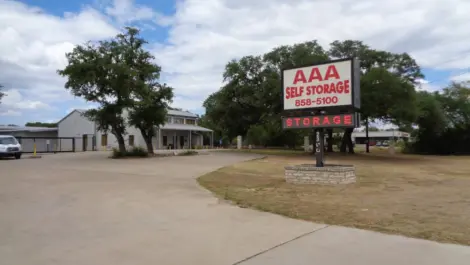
[112, 147, 126, 158]
[398, 141, 415, 154]
[128, 146, 149, 157]
[178, 150, 198, 156]
[111, 146, 149, 158]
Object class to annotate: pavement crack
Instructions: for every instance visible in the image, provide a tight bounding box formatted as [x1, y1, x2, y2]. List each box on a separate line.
[232, 225, 330, 265]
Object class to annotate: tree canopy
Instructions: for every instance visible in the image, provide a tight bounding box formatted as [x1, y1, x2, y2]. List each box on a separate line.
[25, 122, 57, 128]
[58, 27, 173, 154]
[203, 40, 426, 153]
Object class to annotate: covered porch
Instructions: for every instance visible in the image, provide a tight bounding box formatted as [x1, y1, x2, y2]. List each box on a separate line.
[153, 124, 213, 150]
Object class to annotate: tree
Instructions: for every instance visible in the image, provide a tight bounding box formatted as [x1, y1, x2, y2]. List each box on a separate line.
[25, 122, 57, 128]
[328, 40, 422, 153]
[411, 81, 470, 154]
[114, 27, 174, 154]
[128, 83, 173, 154]
[204, 40, 423, 153]
[204, 41, 328, 149]
[58, 27, 171, 154]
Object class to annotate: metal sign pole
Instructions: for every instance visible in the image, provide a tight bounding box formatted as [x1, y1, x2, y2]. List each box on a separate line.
[315, 128, 325, 167]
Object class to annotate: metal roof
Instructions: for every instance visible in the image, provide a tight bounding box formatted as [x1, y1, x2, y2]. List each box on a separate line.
[167, 109, 198, 118]
[351, 131, 410, 137]
[0, 125, 58, 133]
[161, 123, 212, 132]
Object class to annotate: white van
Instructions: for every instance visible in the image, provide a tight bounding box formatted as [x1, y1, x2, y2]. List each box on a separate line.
[0, 135, 22, 159]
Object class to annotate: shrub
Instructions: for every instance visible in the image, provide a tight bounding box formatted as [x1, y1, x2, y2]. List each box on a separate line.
[178, 150, 198, 156]
[128, 146, 149, 157]
[112, 147, 125, 158]
[398, 141, 415, 154]
[111, 146, 149, 158]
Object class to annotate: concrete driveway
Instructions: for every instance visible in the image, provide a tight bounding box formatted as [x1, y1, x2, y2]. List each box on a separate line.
[1, 152, 469, 265]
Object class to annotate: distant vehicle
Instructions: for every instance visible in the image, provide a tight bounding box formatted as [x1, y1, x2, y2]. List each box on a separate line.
[0, 135, 22, 159]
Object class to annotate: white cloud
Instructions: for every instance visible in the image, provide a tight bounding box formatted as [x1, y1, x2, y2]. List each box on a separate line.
[2, 0, 470, 121]
[450, 72, 470, 82]
[1, 89, 51, 110]
[154, 0, 470, 110]
[0, 109, 21, 117]
[105, 0, 155, 24]
[415, 79, 441, 92]
[0, 0, 118, 118]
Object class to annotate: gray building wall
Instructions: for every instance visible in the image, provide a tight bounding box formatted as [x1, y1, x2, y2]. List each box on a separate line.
[58, 110, 95, 151]
[57, 109, 208, 151]
[0, 130, 58, 153]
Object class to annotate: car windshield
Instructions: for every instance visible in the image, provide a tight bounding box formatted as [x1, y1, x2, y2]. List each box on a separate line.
[0, 137, 18, 145]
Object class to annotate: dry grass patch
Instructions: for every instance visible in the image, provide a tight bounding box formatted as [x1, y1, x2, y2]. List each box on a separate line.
[198, 153, 470, 245]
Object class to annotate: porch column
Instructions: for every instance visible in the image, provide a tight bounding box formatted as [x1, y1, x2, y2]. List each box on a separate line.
[211, 131, 213, 149]
[189, 130, 192, 149]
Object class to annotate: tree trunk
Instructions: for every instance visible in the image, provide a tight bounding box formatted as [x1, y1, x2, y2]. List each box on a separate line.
[110, 126, 127, 153]
[327, 129, 333, 152]
[139, 128, 155, 155]
[340, 129, 347, 152]
[115, 134, 126, 153]
[340, 128, 355, 154]
[311, 129, 317, 154]
[345, 128, 355, 154]
[145, 138, 154, 154]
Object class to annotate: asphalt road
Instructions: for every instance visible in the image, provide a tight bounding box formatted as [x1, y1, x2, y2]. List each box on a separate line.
[1, 151, 469, 265]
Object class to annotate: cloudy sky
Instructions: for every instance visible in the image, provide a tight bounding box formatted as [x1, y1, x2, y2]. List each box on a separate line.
[0, 0, 469, 125]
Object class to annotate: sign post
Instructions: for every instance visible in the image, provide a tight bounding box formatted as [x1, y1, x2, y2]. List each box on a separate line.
[281, 58, 361, 167]
[315, 129, 325, 167]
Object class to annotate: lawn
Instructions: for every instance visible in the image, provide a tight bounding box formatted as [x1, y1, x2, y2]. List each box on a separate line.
[198, 152, 470, 245]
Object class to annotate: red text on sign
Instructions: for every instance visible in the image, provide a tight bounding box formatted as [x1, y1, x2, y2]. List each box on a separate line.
[285, 80, 350, 99]
[284, 114, 354, 128]
[293, 65, 340, 84]
[294, 96, 339, 107]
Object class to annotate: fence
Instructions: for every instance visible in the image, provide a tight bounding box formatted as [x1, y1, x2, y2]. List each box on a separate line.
[16, 137, 76, 153]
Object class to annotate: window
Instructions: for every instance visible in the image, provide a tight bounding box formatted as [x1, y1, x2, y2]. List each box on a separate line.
[185, 119, 196, 125]
[0, 137, 17, 145]
[129, 135, 134, 146]
[163, 136, 168, 146]
[167, 116, 173, 123]
[173, 118, 184, 124]
[101, 134, 108, 146]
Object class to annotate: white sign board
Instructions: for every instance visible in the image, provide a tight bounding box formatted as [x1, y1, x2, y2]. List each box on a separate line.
[282, 58, 359, 110]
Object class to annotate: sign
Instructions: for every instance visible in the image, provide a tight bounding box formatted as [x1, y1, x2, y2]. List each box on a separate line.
[282, 58, 361, 111]
[282, 113, 359, 129]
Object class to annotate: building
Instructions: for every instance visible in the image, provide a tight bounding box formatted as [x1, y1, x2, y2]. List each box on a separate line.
[351, 130, 410, 145]
[57, 108, 213, 151]
[0, 125, 58, 153]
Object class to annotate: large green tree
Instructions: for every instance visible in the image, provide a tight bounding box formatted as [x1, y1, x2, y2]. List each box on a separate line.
[328, 40, 422, 153]
[118, 28, 174, 154]
[58, 33, 131, 153]
[411, 81, 470, 154]
[58, 27, 172, 154]
[203, 40, 422, 153]
[204, 41, 329, 148]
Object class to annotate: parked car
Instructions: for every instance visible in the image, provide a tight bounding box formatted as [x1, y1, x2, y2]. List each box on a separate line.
[0, 135, 22, 159]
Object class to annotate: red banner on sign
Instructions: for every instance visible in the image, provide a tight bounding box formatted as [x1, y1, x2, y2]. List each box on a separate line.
[282, 113, 359, 129]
